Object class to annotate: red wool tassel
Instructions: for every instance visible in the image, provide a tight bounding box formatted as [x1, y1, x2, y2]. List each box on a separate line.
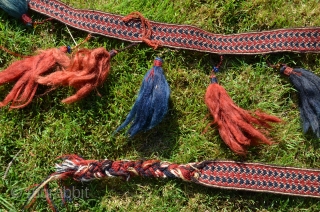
[37, 47, 117, 103]
[205, 73, 281, 155]
[0, 46, 70, 109]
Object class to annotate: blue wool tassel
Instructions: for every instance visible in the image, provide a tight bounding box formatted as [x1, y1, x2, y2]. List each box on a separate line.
[0, 0, 32, 25]
[281, 65, 320, 137]
[115, 58, 170, 137]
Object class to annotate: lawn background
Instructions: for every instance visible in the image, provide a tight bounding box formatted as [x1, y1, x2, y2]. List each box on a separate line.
[1, 0, 320, 211]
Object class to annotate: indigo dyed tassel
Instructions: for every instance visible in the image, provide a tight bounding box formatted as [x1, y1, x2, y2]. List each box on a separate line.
[0, 0, 32, 25]
[280, 65, 320, 137]
[205, 67, 281, 155]
[115, 58, 170, 137]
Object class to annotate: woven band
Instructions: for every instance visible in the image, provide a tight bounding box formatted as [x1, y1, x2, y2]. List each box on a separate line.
[28, 0, 320, 55]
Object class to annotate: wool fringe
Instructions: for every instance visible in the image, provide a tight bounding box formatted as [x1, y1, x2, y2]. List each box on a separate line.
[0, 47, 70, 109]
[37, 48, 114, 103]
[205, 75, 281, 155]
[0, 46, 117, 108]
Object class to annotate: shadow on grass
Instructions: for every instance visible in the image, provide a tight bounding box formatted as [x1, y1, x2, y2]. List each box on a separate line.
[113, 98, 181, 159]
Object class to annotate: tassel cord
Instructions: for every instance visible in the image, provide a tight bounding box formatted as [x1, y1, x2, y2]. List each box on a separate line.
[122, 12, 161, 49]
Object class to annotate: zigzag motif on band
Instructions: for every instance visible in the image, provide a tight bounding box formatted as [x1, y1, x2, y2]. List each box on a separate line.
[199, 161, 320, 197]
[25, 155, 320, 206]
[28, 0, 320, 54]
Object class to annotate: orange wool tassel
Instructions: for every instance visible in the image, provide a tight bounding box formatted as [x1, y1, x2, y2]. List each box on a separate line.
[0, 46, 70, 109]
[205, 73, 281, 155]
[37, 47, 116, 103]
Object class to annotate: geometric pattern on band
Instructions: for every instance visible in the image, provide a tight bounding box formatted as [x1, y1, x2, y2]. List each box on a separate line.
[24, 155, 320, 210]
[199, 161, 320, 198]
[29, 0, 320, 54]
[51, 155, 320, 198]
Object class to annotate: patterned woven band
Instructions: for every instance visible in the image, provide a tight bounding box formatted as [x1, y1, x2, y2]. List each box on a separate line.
[199, 161, 320, 197]
[28, 0, 320, 54]
[27, 155, 320, 201]
[22, 0, 320, 203]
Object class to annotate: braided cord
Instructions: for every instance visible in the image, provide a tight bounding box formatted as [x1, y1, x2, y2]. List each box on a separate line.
[25, 154, 320, 210]
[53, 155, 198, 182]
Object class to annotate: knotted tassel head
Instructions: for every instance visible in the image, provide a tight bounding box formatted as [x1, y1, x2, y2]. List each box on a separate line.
[0, 46, 70, 109]
[0, 0, 32, 25]
[205, 69, 281, 155]
[114, 57, 170, 137]
[37, 47, 116, 104]
[280, 65, 320, 137]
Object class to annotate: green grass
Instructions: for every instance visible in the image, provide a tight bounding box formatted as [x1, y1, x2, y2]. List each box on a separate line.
[1, 0, 320, 211]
